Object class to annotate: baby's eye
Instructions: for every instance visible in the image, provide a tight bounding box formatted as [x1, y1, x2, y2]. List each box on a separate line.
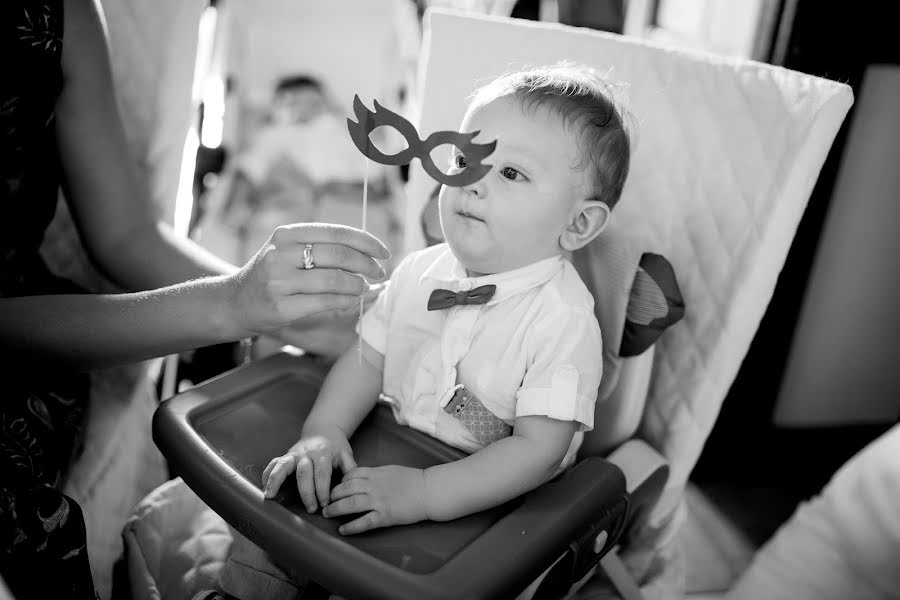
[454, 154, 468, 169]
[500, 166, 522, 181]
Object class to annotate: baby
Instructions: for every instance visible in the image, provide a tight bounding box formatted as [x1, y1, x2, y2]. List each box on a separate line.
[265, 63, 631, 530]
[218, 63, 631, 597]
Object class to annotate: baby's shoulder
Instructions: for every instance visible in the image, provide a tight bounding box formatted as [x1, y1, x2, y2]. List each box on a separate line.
[386, 244, 452, 293]
[398, 243, 450, 270]
[535, 261, 597, 315]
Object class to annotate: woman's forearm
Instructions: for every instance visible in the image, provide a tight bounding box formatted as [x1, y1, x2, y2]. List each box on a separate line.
[303, 344, 383, 439]
[99, 220, 240, 291]
[0, 276, 242, 371]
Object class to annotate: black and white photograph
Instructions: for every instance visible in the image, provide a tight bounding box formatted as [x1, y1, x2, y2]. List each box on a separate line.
[1, 1, 897, 599]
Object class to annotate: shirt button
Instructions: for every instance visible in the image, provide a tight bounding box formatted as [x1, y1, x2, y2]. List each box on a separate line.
[458, 279, 472, 291]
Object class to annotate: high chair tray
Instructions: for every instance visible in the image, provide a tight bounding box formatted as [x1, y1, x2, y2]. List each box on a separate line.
[153, 352, 628, 600]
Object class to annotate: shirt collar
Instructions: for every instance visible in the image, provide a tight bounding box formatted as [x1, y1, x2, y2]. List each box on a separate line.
[419, 245, 565, 306]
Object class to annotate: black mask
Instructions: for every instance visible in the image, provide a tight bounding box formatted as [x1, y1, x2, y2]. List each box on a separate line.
[347, 95, 496, 187]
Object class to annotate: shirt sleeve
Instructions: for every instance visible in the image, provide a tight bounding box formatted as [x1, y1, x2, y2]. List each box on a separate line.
[516, 307, 603, 431]
[358, 252, 416, 356]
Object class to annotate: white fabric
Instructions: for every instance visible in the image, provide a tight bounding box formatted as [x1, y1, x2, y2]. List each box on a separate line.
[63, 364, 167, 600]
[726, 424, 900, 600]
[408, 9, 854, 595]
[123, 478, 230, 600]
[362, 243, 602, 467]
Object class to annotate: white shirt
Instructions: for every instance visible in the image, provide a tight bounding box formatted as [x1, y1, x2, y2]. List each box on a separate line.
[361, 244, 603, 470]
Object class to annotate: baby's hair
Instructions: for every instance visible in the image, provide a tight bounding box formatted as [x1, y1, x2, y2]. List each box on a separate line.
[274, 74, 324, 95]
[469, 63, 632, 210]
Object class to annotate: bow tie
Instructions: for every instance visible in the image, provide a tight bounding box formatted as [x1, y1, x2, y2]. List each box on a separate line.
[427, 284, 496, 311]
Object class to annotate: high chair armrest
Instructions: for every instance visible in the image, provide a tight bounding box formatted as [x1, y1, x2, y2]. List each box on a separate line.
[153, 352, 638, 600]
[606, 440, 669, 522]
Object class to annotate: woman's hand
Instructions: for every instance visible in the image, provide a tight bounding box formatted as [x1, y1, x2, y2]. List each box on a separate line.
[323, 466, 428, 535]
[262, 425, 357, 513]
[226, 224, 389, 338]
[268, 282, 384, 358]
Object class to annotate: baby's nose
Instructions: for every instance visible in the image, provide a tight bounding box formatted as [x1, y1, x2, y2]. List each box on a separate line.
[463, 179, 485, 198]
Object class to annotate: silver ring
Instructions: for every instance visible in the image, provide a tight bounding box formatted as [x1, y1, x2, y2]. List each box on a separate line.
[302, 244, 315, 270]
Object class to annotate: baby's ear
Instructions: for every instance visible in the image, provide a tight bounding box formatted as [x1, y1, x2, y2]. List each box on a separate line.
[559, 198, 610, 252]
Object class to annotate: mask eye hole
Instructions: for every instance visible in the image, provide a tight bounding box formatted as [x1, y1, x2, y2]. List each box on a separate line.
[429, 143, 470, 176]
[365, 125, 409, 156]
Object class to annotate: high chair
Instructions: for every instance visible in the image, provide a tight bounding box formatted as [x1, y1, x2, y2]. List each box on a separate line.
[149, 9, 853, 599]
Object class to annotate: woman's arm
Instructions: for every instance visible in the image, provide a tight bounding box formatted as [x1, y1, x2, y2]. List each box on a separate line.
[2, 277, 236, 370]
[0, 224, 387, 371]
[421, 416, 577, 521]
[56, 0, 234, 289]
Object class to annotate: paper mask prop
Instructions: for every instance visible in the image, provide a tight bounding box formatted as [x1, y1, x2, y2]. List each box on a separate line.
[347, 95, 496, 187]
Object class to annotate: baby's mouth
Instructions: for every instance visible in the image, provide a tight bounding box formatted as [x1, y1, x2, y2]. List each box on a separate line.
[457, 209, 485, 223]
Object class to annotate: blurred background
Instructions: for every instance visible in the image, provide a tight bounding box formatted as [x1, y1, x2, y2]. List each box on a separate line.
[103, 0, 897, 593]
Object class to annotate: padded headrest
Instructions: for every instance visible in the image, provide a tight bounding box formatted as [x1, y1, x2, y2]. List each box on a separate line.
[571, 225, 684, 404]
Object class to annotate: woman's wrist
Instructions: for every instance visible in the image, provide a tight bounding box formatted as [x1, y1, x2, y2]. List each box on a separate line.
[206, 271, 255, 343]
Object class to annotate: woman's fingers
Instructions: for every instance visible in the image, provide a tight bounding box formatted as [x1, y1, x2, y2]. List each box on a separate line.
[295, 243, 387, 281]
[279, 268, 369, 296]
[271, 224, 390, 261]
[277, 293, 359, 320]
[229, 223, 390, 337]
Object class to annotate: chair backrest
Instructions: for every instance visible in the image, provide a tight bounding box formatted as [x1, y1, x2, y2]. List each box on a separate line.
[406, 9, 853, 528]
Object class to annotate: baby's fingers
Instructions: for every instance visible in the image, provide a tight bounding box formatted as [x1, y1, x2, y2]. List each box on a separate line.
[313, 454, 333, 508]
[321, 492, 369, 519]
[295, 455, 318, 513]
[262, 455, 295, 498]
[337, 511, 383, 536]
[338, 448, 357, 474]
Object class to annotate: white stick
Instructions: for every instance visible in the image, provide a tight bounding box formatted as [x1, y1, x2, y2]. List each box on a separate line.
[358, 157, 369, 364]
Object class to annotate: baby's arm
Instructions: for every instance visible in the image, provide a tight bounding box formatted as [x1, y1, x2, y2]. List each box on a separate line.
[423, 415, 577, 520]
[325, 300, 601, 534]
[262, 342, 382, 512]
[323, 415, 576, 534]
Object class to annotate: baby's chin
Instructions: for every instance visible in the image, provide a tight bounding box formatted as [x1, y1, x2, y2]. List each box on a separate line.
[445, 238, 502, 276]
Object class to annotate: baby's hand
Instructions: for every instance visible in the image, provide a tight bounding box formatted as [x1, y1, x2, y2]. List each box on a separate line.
[261, 427, 356, 513]
[323, 466, 427, 535]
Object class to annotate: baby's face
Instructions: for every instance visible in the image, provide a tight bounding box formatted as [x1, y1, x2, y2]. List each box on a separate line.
[272, 87, 328, 125]
[439, 96, 590, 275]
